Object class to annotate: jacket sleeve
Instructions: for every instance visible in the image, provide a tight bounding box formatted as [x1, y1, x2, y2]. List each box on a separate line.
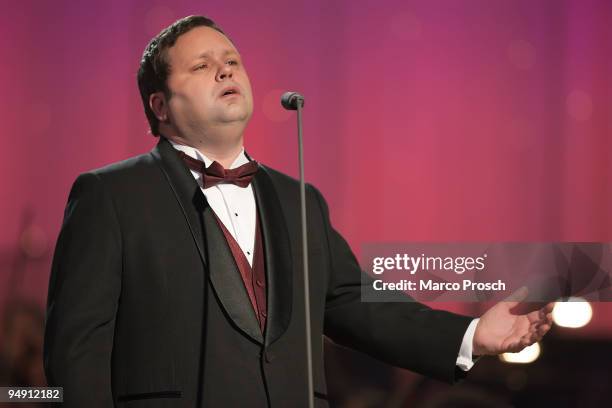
[313, 185, 473, 383]
[44, 172, 121, 407]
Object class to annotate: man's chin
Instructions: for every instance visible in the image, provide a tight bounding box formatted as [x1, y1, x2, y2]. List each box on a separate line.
[218, 109, 252, 124]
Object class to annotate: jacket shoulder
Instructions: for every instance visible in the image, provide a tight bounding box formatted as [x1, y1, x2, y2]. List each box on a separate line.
[260, 164, 322, 196]
[259, 164, 298, 187]
[259, 164, 328, 218]
[66, 149, 162, 204]
[87, 151, 156, 178]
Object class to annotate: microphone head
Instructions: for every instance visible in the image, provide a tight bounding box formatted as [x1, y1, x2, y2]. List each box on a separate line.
[281, 91, 305, 110]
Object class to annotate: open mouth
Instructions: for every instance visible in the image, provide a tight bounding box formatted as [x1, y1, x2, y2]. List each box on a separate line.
[220, 87, 240, 97]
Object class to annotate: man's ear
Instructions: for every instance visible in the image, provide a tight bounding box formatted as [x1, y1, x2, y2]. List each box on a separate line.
[149, 92, 168, 122]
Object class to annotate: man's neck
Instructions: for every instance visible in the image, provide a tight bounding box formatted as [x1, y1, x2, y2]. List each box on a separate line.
[164, 134, 244, 169]
[199, 145, 243, 169]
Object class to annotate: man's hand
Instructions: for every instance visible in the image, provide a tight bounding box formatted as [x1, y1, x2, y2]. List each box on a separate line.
[473, 287, 554, 356]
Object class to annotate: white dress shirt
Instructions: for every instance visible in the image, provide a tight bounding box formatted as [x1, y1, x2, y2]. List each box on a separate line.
[170, 140, 257, 266]
[170, 140, 478, 371]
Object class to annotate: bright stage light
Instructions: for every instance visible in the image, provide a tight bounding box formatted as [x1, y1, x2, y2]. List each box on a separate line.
[499, 342, 541, 364]
[552, 297, 592, 328]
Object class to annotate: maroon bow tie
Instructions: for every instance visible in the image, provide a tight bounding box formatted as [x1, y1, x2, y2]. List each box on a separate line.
[178, 151, 259, 188]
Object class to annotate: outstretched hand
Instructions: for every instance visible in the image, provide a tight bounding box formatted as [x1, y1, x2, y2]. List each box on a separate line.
[473, 287, 554, 356]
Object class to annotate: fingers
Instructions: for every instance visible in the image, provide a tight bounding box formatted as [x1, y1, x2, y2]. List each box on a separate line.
[528, 320, 551, 343]
[540, 305, 554, 320]
[504, 318, 553, 354]
[528, 312, 553, 337]
[501, 309, 555, 354]
[506, 334, 534, 353]
[527, 310, 541, 324]
[523, 331, 537, 345]
[502, 327, 533, 353]
[536, 323, 551, 337]
[528, 308, 554, 325]
[504, 321, 550, 354]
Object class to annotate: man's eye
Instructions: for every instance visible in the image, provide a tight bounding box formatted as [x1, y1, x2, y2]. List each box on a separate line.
[194, 64, 207, 70]
[227, 60, 238, 66]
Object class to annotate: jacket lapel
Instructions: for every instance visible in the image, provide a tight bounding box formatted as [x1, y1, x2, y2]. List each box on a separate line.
[150, 137, 208, 270]
[202, 211, 263, 343]
[151, 137, 263, 344]
[251, 165, 293, 346]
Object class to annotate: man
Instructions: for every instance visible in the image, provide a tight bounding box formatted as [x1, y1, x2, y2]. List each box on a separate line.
[43, 15, 553, 407]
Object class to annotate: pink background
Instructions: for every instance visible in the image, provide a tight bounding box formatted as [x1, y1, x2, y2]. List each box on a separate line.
[1, 0, 610, 338]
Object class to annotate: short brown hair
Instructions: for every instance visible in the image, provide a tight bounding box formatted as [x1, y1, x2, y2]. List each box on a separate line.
[137, 15, 227, 136]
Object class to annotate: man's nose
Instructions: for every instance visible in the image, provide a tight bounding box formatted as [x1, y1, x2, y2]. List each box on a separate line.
[216, 64, 233, 81]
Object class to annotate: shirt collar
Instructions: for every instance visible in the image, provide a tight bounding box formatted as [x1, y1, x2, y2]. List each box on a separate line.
[168, 139, 250, 169]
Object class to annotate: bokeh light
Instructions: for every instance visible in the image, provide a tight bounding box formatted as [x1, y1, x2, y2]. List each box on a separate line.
[500, 342, 541, 364]
[552, 297, 593, 328]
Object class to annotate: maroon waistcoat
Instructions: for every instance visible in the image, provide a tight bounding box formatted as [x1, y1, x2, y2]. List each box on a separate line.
[212, 211, 267, 332]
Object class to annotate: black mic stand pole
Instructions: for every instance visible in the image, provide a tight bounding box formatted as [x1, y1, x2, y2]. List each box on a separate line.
[282, 92, 313, 408]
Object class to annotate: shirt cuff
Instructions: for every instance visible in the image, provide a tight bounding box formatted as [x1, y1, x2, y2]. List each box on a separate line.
[456, 318, 480, 371]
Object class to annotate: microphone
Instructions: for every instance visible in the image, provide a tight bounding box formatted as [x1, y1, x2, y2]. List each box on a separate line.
[281, 91, 305, 110]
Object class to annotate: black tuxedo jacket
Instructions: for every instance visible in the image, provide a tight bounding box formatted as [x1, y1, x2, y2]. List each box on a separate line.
[44, 137, 472, 407]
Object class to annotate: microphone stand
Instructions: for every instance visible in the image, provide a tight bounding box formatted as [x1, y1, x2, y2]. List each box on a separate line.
[295, 96, 314, 408]
[281, 91, 313, 408]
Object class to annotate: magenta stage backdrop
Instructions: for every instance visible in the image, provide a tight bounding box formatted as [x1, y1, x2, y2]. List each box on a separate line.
[1, 0, 610, 334]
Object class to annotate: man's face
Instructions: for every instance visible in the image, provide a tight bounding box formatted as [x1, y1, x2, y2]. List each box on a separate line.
[162, 26, 254, 138]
